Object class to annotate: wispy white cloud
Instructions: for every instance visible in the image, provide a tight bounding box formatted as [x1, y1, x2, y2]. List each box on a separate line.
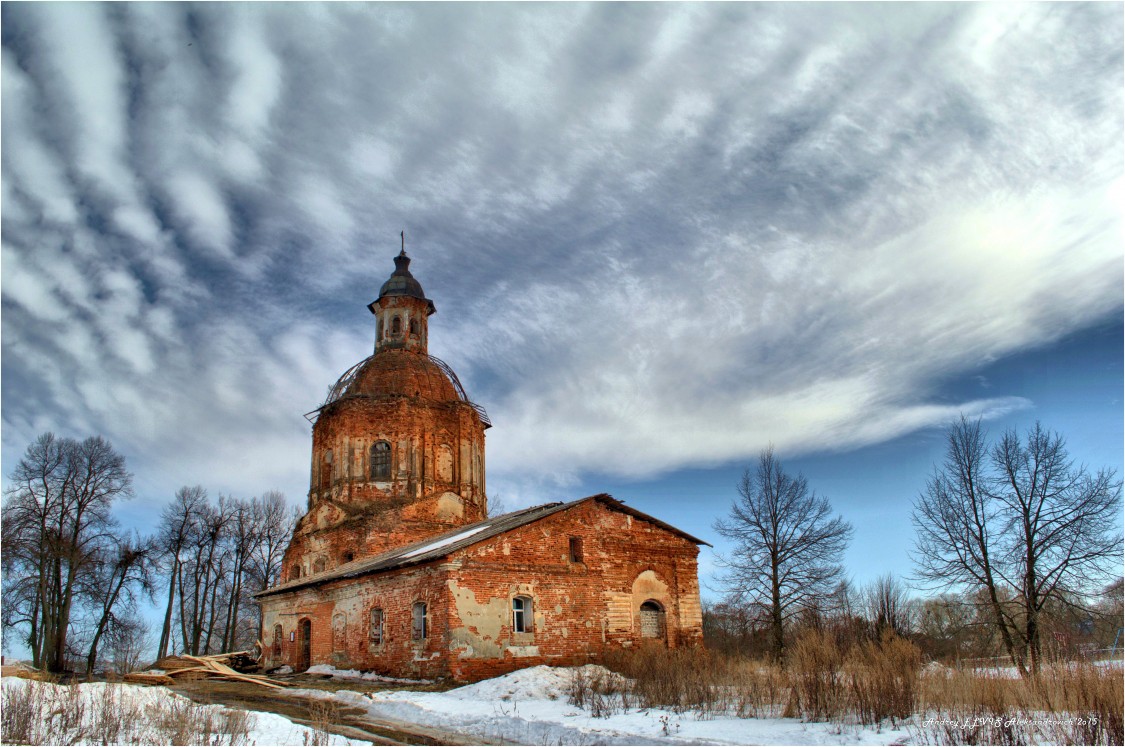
[1, 3, 1120, 513]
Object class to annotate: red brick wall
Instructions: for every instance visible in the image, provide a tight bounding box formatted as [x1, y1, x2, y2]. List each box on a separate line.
[282, 377, 487, 582]
[259, 499, 703, 682]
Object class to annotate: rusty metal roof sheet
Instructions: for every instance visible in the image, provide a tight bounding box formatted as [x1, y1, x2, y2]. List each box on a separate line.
[254, 494, 708, 599]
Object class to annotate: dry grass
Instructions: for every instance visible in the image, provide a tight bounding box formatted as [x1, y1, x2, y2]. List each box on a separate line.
[302, 698, 341, 746]
[569, 638, 1122, 744]
[1, 678, 256, 746]
[915, 661, 1124, 745]
[844, 632, 923, 725]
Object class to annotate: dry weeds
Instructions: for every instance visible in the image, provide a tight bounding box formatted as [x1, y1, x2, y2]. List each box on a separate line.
[1, 678, 256, 746]
[568, 639, 1122, 744]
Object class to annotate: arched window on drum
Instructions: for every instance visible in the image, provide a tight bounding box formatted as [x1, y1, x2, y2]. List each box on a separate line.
[371, 441, 391, 480]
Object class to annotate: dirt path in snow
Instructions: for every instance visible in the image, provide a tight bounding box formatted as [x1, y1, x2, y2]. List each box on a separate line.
[169, 676, 506, 746]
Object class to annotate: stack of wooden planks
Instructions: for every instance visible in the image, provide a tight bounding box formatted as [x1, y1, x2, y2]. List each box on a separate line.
[125, 651, 287, 690]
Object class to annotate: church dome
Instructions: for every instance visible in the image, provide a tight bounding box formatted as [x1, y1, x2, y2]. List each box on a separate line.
[314, 349, 491, 428]
[345, 349, 459, 402]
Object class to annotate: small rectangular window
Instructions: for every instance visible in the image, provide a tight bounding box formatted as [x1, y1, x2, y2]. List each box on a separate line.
[412, 602, 428, 641]
[512, 596, 532, 633]
[569, 536, 584, 563]
[371, 609, 384, 644]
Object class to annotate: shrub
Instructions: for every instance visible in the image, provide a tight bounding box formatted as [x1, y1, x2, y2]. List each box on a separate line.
[845, 633, 923, 725]
[786, 628, 844, 721]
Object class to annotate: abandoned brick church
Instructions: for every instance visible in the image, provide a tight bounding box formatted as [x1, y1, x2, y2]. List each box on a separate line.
[256, 249, 706, 681]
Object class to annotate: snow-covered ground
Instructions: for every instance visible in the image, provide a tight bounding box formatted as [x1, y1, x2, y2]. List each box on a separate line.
[8, 661, 1117, 745]
[968, 657, 1123, 679]
[297, 665, 913, 746]
[305, 663, 431, 684]
[1, 677, 369, 746]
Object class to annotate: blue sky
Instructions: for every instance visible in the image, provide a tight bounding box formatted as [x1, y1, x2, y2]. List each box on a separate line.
[2, 3, 1122, 605]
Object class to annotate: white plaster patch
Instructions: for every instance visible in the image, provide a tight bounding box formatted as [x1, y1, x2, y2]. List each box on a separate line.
[507, 646, 540, 658]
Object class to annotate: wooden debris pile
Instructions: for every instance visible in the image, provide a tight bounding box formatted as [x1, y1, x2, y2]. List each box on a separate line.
[0, 662, 53, 681]
[125, 651, 287, 690]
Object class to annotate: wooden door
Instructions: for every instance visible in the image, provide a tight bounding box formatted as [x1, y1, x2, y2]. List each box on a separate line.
[298, 618, 312, 671]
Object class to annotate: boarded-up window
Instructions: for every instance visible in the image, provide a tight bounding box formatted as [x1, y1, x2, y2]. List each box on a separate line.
[332, 613, 347, 652]
[412, 602, 428, 641]
[371, 441, 391, 479]
[369, 608, 384, 646]
[512, 596, 532, 633]
[640, 601, 665, 639]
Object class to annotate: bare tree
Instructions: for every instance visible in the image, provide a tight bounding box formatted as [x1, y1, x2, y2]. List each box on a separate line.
[1, 433, 133, 672]
[155, 486, 207, 659]
[992, 423, 1122, 673]
[486, 494, 509, 518]
[245, 491, 296, 645]
[154, 488, 296, 658]
[245, 491, 294, 592]
[106, 613, 151, 675]
[916, 593, 977, 661]
[912, 418, 1023, 671]
[862, 573, 913, 638]
[220, 497, 256, 652]
[714, 447, 854, 660]
[913, 418, 1122, 676]
[80, 533, 155, 675]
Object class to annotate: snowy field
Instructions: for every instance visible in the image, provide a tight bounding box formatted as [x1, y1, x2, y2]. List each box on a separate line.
[6, 661, 1120, 745]
[296, 665, 913, 746]
[0, 676, 368, 746]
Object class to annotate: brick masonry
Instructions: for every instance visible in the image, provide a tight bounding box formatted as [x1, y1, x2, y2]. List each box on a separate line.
[259, 498, 703, 681]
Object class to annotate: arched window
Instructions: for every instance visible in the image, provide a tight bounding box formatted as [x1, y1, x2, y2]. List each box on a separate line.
[272, 624, 283, 657]
[512, 596, 533, 633]
[640, 600, 666, 639]
[369, 608, 384, 646]
[391, 316, 401, 335]
[341, 551, 354, 564]
[412, 602, 428, 641]
[313, 557, 326, 574]
[376, 318, 383, 341]
[371, 441, 391, 479]
[409, 318, 419, 336]
[291, 564, 301, 580]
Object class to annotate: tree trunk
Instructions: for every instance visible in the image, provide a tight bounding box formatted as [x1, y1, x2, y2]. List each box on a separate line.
[157, 557, 179, 660]
[85, 569, 129, 676]
[770, 560, 784, 661]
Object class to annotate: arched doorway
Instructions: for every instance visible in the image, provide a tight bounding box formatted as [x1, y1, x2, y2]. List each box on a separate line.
[639, 600, 666, 640]
[297, 618, 312, 671]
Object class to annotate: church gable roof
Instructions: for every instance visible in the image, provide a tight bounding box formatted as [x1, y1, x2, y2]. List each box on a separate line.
[256, 494, 707, 598]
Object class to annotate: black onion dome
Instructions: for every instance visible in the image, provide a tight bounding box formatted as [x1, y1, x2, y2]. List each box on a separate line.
[378, 251, 428, 302]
